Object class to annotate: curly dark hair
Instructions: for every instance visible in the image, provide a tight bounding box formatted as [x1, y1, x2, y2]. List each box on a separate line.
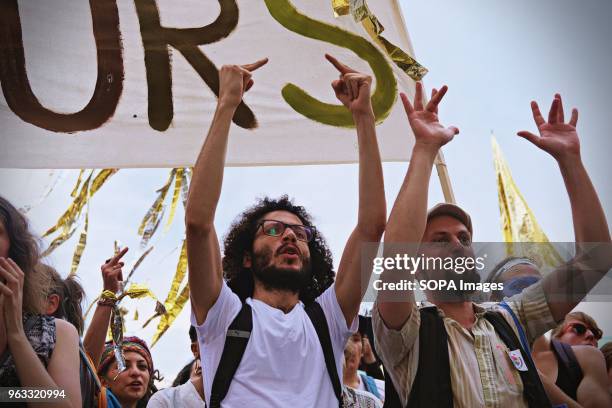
[0, 196, 47, 314]
[222, 196, 335, 304]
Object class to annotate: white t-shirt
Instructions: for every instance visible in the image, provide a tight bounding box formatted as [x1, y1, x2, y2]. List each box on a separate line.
[192, 281, 357, 407]
[147, 380, 205, 407]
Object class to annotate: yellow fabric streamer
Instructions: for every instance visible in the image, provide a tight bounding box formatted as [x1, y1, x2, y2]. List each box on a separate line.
[163, 240, 187, 313]
[43, 169, 117, 257]
[112, 284, 165, 338]
[42, 226, 78, 257]
[147, 240, 190, 346]
[124, 246, 155, 286]
[164, 168, 185, 232]
[138, 169, 177, 247]
[43, 170, 93, 239]
[492, 137, 563, 270]
[70, 169, 85, 198]
[152, 284, 190, 347]
[332, 0, 349, 17]
[107, 306, 130, 342]
[181, 168, 191, 209]
[90, 169, 117, 195]
[142, 302, 167, 329]
[332, 0, 428, 80]
[69, 210, 89, 276]
[119, 283, 163, 303]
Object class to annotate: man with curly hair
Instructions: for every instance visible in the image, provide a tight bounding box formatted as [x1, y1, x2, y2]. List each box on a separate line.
[186, 54, 386, 407]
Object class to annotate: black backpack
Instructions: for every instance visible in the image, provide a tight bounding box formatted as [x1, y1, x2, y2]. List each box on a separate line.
[208, 301, 344, 408]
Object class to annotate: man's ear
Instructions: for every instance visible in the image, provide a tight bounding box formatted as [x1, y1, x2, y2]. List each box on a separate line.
[45, 294, 60, 315]
[243, 252, 252, 268]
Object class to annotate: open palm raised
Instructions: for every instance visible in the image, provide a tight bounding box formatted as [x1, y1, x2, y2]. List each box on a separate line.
[400, 82, 459, 149]
[517, 94, 580, 161]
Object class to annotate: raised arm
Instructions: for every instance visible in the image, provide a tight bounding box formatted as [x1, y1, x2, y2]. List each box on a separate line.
[186, 58, 268, 325]
[517, 95, 612, 321]
[83, 247, 127, 367]
[325, 54, 386, 326]
[377, 83, 459, 329]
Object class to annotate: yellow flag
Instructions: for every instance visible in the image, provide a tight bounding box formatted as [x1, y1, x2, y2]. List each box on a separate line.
[492, 136, 563, 270]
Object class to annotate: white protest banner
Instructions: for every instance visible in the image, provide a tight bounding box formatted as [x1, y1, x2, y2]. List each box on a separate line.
[0, 0, 423, 168]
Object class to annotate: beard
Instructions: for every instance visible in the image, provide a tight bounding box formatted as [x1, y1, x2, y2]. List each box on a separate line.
[421, 265, 481, 303]
[251, 246, 312, 294]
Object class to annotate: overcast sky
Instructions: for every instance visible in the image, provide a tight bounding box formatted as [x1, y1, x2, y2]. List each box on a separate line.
[1, 0, 611, 385]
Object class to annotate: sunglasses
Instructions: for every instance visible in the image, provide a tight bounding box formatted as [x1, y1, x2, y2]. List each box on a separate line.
[567, 322, 602, 340]
[256, 220, 315, 242]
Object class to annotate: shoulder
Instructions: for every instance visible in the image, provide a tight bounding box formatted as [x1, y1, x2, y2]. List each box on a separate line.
[54, 318, 79, 346]
[573, 345, 606, 368]
[147, 387, 173, 406]
[48, 319, 79, 368]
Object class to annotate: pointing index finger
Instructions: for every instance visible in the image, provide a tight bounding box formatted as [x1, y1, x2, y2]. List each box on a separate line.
[325, 54, 354, 74]
[242, 58, 269, 72]
[109, 247, 129, 265]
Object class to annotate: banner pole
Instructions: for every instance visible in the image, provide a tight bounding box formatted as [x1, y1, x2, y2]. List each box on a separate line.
[434, 149, 455, 204]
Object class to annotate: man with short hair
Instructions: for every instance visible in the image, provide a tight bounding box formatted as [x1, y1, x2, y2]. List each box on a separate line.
[373, 83, 611, 407]
[147, 326, 205, 407]
[186, 54, 386, 407]
[531, 311, 609, 408]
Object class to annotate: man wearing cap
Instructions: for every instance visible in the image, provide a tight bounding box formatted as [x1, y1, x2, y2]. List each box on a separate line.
[373, 83, 611, 407]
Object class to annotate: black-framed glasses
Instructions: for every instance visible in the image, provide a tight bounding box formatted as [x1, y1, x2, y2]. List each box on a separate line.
[256, 219, 315, 242]
[567, 322, 602, 340]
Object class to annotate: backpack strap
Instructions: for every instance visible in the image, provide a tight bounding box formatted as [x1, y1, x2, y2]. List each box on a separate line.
[406, 306, 453, 408]
[382, 366, 402, 408]
[79, 343, 102, 407]
[79, 344, 102, 390]
[500, 301, 531, 353]
[304, 301, 344, 408]
[359, 372, 382, 399]
[484, 311, 552, 408]
[209, 303, 253, 408]
[551, 339, 583, 400]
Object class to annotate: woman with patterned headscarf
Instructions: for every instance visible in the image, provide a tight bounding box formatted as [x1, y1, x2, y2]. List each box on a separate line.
[83, 247, 160, 407]
[97, 336, 159, 408]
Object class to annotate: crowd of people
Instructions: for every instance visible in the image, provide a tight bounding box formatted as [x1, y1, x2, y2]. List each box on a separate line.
[1, 53, 612, 407]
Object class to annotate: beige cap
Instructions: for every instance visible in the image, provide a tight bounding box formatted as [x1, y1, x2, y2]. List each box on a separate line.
[427, 203, 473, 236]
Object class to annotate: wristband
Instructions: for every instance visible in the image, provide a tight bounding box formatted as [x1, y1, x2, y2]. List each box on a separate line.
[97, 290, 118, 307]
